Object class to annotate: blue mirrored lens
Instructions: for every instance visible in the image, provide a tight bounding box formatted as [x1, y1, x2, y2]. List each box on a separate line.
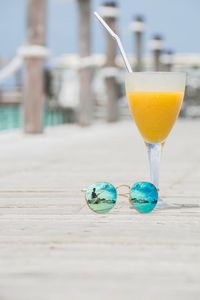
[85, 182, 117, 214]
[130, 182, 158, 213]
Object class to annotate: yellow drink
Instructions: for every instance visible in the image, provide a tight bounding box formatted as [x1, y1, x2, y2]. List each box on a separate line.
[127, 91, 184, 143]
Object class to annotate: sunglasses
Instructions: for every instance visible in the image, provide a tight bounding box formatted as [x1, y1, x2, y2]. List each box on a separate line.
[82, 181, 158, 214]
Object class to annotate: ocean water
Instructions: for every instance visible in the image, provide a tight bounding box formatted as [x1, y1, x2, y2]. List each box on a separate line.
[0, 105, 67, 131]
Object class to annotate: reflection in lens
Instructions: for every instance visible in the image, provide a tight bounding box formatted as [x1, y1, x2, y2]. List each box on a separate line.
[130, 182, 158, 213]
[85, 182, 117, 214]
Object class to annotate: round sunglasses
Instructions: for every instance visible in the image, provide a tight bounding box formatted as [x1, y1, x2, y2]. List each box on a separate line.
[82, 181, 158, 214]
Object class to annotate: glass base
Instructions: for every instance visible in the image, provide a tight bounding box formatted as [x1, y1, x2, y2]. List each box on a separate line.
[155, 198, 200, 210]
[155, 197, 180, 210]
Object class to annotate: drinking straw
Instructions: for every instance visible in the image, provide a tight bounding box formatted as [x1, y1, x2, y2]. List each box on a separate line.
[94, 11, 133, 73]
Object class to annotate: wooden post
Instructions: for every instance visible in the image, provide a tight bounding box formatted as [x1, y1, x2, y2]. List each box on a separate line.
[77, 0, 93, 126]
[23, 0, 47, 133]
[100, 1, 119, 122]
[150, 34, 163, 71]
[130, 15, 145, 71]
[162, 50, 174, 71]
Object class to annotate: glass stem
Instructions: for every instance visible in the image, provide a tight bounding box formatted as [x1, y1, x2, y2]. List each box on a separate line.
[147, 143, 162, 189]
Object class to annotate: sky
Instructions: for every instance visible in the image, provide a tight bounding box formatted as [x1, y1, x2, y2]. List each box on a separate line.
[0, 0, 200, 58]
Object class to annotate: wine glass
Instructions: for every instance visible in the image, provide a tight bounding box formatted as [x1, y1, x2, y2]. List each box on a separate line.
[125, 72, 186, 208]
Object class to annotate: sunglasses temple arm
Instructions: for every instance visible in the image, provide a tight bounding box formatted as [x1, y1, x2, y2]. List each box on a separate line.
[77, 189, 87, 212]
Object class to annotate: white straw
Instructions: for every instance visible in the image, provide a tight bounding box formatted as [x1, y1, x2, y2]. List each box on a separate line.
[94, 11, 133, 73]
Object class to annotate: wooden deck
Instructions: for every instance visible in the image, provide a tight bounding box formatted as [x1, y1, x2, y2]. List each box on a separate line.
[0, 120, 200, 300]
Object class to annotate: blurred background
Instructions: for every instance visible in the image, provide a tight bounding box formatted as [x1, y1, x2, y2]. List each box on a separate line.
[0, 0, 200, 133]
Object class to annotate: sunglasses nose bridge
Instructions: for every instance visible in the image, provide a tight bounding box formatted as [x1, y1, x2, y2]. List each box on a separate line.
[116, 184, 131, 199]
[116, 184, 130, 191]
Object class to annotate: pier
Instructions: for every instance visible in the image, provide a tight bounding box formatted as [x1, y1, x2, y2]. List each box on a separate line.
[0, 119, 199, 300]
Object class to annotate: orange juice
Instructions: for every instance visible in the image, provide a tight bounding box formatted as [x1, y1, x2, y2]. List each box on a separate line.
[127, 91, 184, 143]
